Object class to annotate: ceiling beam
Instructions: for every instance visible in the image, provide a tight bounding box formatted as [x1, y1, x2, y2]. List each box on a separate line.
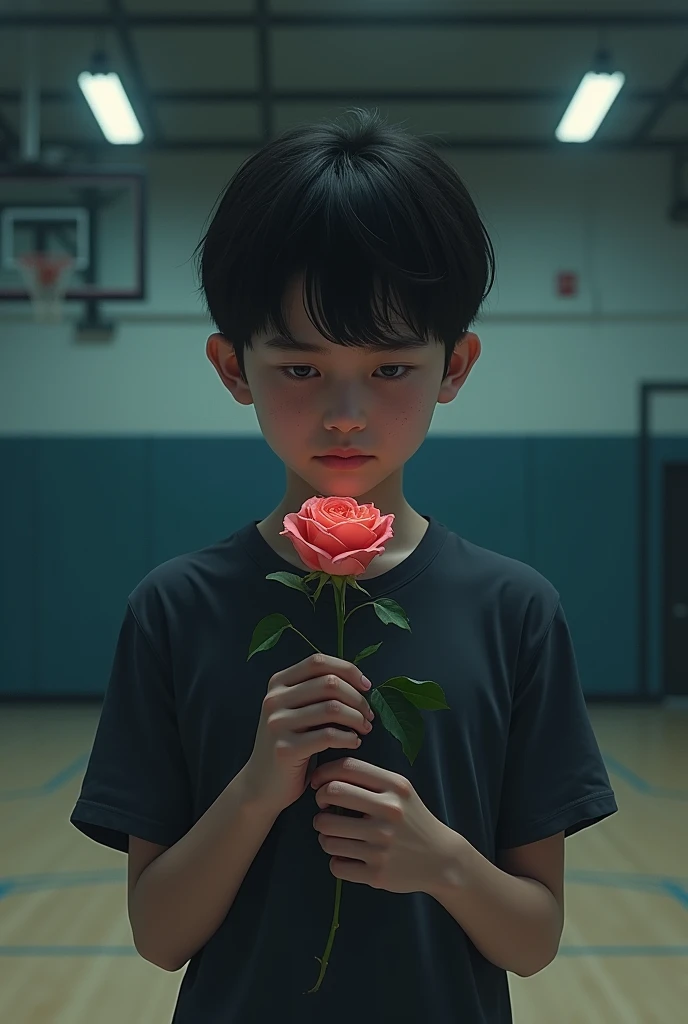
[0, 88, 683, 105]
[256, 0, 273, 145]
[40, 136, 688, 154]
[633, 54, 688, 142]
[0, 110, 18, 141]
[3, 13, 688, 30]
[107, 0, 160, 143]
[0, 109, 18, 157]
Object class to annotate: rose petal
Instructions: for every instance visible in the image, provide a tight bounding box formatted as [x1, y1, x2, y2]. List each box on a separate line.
[327, 519, 377, 550]
[373, 514, 395, 546]
[281, 525, 331, 573]
[305, 518, 348, 556]
[325, 553, 367, 575]
[354, 502, 379, 523]
[313, 497, 360, 527]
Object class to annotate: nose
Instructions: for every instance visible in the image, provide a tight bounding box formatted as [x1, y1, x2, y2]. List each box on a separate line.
[322, 389, 367, 433]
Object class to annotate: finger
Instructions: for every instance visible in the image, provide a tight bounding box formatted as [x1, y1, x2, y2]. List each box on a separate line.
[310, 759, 393, 793]
[314, 811, 376, 840]
[295, 726, 363, 757]
[287, 680, 374, 722]
[271, 653, 370, 693]
[282, 702, 372, 737]
[319, 836, 371, 862]
[315, 780, 389, 816]
[329, 858, 371, 885]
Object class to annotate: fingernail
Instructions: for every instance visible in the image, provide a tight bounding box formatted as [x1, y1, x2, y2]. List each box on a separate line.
[362, 676, 372, 689]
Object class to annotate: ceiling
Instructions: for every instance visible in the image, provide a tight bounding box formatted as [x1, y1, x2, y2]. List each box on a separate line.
[0, 0, 687, 157]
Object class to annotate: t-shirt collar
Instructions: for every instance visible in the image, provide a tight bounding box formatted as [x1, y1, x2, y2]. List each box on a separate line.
[238, 514, 448, 597]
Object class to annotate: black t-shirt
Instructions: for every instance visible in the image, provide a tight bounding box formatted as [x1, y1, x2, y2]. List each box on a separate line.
[70, 516, 617, 1023]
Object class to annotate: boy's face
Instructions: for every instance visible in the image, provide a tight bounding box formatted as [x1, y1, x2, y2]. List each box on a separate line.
[207, 275, 480, 500]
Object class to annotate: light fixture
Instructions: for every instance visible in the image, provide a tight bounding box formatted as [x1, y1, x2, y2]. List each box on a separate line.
[78, 52, 144, 145]
[555, 47, 625, 143]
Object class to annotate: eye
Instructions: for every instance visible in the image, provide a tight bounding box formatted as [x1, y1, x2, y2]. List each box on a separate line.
[374, 365, 414, 381]
[278, 365, 415, 382]
[279, 365, 318, 380]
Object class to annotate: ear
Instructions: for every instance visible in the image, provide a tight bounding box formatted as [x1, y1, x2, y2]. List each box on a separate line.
[437, 332, 481, 405]
[206, 333, 254, 406]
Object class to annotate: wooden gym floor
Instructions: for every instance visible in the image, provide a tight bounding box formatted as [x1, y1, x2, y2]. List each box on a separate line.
[1, 703, 686, 1023]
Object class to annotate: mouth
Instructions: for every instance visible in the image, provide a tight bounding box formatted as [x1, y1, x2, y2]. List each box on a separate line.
[314, 455, 375, 469]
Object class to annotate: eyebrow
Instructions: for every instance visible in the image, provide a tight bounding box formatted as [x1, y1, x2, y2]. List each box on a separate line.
[263, 334, 428, 353]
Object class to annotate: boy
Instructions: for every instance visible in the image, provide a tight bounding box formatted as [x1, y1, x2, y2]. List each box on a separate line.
[70, 108, 617, 1023]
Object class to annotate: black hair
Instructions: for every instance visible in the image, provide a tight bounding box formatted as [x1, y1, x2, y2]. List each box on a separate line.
[196, 108, 495, 381]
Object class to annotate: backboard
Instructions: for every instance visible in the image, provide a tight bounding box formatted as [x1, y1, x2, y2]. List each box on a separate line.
[0, 165, 146, 302]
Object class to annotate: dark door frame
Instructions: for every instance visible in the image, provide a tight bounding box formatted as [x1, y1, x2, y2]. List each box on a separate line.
[638, 382, 688, 696]
[662, 462, 688, 696]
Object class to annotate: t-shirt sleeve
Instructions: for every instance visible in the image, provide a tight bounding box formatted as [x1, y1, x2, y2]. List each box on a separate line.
[70, 601, 193, 853]
[496, 598, 617, 850]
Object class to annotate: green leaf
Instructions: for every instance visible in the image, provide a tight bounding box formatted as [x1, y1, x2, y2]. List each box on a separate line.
[266, 572, 313, 598]
[369, 687, 424, 765]
[379, 676, 449, 711]
[353, 642, 383, 665]
[347, 577, 371, 597]
[311, 574, 331, 605]
[373, 598, 411, 631]
[247, 613, 292, 660]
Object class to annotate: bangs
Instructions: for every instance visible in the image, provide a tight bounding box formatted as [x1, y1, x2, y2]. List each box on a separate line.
[198, 109, 495, 369]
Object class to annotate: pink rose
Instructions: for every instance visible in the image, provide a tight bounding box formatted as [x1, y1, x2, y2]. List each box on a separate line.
[281, 496, 395, 576]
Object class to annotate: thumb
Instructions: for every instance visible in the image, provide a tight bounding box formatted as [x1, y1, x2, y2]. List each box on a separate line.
[305, 753, 319, 786]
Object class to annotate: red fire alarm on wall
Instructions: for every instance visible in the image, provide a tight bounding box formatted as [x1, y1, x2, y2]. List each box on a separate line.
[556, 271, 579, 297]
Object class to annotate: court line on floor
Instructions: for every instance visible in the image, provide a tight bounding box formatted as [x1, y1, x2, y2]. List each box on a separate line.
[0, 870, 125, 895]
[663, 882, 688, 909]
[558, 946, 688, 957]
[0, 946, 138, 957]
[567, 869, 688, 897]
[0, 753, 90, 802]
[602, 753, 688, 800]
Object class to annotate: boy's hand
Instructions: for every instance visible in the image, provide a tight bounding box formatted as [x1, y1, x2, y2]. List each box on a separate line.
[242, 653, 375, 816]
[310, 757, 452, 895]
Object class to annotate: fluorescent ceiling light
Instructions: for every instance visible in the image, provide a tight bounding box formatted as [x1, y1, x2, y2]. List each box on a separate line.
[77, 71, 144, 145]
[555, 71, 625, 143]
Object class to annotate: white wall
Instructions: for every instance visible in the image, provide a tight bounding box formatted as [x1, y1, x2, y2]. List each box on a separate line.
[1, 149, 687, 435]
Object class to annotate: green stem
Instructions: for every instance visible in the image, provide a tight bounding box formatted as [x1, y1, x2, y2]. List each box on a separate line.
[336, 579, 346, 661]
[305, 575, 347, 995]
[305, 832, 344, 993]
[289, 626, 322, 655]
[343, 599, 375, 627]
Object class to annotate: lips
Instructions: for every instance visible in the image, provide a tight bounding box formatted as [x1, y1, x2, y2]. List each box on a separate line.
[320, 450, 369, 458]
[315, 454, 374, 469]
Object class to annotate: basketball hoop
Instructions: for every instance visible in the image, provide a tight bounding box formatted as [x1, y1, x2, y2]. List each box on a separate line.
[17, 252, 75, 323]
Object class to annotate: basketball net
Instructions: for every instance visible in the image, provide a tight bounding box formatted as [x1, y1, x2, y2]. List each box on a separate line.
[17, 252, 75, 324]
